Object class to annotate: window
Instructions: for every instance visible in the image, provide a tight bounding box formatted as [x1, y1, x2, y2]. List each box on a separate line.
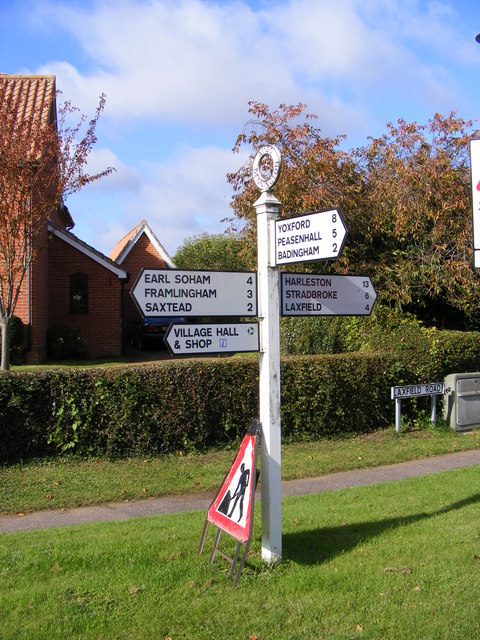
[70, 272, 88, 314]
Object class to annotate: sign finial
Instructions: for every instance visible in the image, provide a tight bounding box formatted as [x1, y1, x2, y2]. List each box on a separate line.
[252, 145, 282, 192]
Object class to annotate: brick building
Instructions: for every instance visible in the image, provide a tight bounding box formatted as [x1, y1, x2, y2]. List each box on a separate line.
[109, 219, 175, 331]
[1, 74, 174, 362]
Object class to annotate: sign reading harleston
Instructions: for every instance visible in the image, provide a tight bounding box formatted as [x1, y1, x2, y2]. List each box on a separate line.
[281, 273, 376, 316]
[275, 209, 347, 266]
[130, 269, 257, 317]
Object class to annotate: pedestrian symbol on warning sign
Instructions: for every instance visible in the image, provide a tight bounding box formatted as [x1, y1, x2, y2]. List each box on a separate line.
[215, 462, 251, 523]
[209, 435, 255, 537]
[228, 463, 250, 521]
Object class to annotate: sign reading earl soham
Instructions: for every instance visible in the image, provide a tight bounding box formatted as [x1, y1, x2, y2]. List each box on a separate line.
[130, 269, 257, 317]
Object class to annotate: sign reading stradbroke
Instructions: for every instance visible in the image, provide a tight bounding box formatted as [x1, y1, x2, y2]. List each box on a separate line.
[130, 269, 257, 317]
[281, 273, 376, 316]
[275, 209, 347, 265]
[165, 322, 259, 356]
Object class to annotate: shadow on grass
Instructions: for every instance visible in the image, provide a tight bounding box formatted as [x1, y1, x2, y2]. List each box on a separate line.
[283, 492, 480, 565]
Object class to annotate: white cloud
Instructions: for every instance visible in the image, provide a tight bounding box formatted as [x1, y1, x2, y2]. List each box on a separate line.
[34, 0, 375, 133]
[81, 147, 142, 192]
[26, 0, 480, 258]
[70, 143, 248, 257]
[124, 144, 249, 254]
[32, 0, 472, 141]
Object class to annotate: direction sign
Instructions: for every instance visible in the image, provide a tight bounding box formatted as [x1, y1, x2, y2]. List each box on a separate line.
[130, 269, 257, 317]
[165, 322, 259, 356]
[275, 209, 347, 266]
[281, 273, 376, 316]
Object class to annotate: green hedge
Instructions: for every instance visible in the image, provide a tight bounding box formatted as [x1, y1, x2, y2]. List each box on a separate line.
[2, 327, 480, 463]
[1, 353, 400, 463]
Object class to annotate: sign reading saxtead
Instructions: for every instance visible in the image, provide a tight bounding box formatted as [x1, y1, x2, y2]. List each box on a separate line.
[275, 209, 347, 265]
[281, 273, 376, 316]
[130, 269, 257, 317]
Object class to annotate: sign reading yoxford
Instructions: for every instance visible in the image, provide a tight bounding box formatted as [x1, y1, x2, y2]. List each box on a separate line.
[275, 209, 347, 265]
[130, 269, 257, 317]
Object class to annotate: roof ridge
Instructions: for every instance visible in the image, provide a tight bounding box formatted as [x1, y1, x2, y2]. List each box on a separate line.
[48, 221, 127, 278]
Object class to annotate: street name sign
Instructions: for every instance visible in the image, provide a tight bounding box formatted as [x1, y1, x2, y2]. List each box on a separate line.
[391, 383, 444, 399]
[165, 322, 259, 356]
[274, 209, 347, 266]
[130, 269, 257, 317]
[281, 273, 376, 316]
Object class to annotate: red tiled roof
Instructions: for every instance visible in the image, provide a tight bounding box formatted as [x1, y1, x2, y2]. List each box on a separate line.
[109, 220, 144, 262]
[109, 219, 175, 268]
[0, 74, 56, 137]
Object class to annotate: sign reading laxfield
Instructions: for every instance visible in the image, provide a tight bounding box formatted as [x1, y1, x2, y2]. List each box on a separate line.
[281, 273, 377, 316]
[130, 269, 257, 317]
[391, 383, 444, 399]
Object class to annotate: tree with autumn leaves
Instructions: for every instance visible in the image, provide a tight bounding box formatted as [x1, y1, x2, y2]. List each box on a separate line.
[0, 80, 113, 370]
[228, 102, 480, 329]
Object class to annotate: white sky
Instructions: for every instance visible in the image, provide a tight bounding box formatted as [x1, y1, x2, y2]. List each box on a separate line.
[2, 0, 480, 257]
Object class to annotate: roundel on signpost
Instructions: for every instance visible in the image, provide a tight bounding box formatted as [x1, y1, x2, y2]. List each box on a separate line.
[252, 145, 282, 192]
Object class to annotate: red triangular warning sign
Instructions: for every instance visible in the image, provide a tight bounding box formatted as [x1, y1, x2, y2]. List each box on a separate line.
[207, 423, 260, 543]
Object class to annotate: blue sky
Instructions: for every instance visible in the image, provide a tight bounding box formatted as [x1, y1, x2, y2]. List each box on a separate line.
[2, 0, 480, 258]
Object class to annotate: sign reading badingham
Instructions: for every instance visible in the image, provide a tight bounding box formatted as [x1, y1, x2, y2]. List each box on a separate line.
[275, 209, 347, 265]
[130, 269, 257, 317]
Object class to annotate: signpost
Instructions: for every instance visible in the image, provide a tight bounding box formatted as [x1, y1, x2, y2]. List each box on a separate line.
[281, 273, 377, 316]
[164, 322, 259, 356]
[130, 269, 257, 317]
[253, 146, 283, 564]
[275, 209, 347, 266]
[165, 144, 376, 573]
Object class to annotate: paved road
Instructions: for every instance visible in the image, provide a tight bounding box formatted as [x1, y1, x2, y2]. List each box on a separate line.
[1, 449, 480, 534]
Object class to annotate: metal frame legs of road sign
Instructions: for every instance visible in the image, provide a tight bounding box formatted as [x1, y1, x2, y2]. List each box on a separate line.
[255, 189, 282, 564]
[198, 522, 252, 588]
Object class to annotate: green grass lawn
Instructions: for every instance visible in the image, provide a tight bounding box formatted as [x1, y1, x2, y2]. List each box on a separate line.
[2, 425, 479, 515]
[1, 465, 480, 639]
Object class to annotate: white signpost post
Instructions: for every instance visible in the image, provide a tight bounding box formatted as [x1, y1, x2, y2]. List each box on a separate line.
[253, 145, 283, 564]
[281, 273, 377, 316]
[275, 209, 347, 266]
[130, 269, 257, 317]
[165, 322, 259, 356]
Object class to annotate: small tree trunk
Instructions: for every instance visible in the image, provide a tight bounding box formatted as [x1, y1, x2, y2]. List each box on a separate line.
[1, 316, 11, 371]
